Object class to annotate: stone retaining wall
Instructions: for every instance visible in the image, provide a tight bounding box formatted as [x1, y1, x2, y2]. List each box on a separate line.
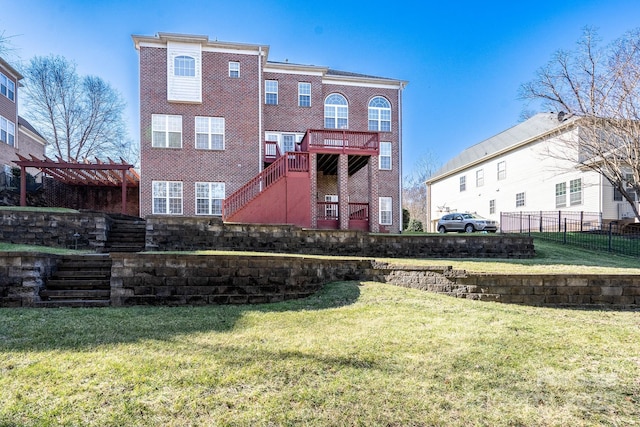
[110, 253, 375, 306]
[146, 217, 535, 258]
[381, 265, 640, 309]
[0, 252, 59, 307]
[1, 252, 639, 308]
[0, 209, 111, 251]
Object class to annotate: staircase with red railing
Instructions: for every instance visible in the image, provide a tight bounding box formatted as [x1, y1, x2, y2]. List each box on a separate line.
[223, 152, 309, 221]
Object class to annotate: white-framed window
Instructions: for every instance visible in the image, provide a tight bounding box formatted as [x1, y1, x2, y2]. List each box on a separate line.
[325, 194, 338, 219]
[324, 93, 348, 129]
[614, 173, 637, 201]
[516, 192, 525, 207]
[0, 116, 16, 147]
[379, 197, 392, 225]
[555, 182, 567, 208]
[476, 169, 484, 187]
[265, 80, 278, 105]
[229, 61, 240, 78]
[174, 55, 195, 77]
[368, 96, 391, 132]
[459, 176, 466, 192]
[489, 199, 496, 215]
[152, 181, 183, 215]
[195, 116, 225, 150]
[0, 73, 15, 101]
[282, 134, 296, 153]
[196, 182, 225, 215]
[497, 161, 506, 180]
[570, 178, 582, 206]
[379, 142, 391, 170]
[298, 82, 311, 107]
[152, 114, 182, 148]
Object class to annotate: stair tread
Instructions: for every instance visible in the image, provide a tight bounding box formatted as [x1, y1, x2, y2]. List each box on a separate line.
[42, 289, 110, 296]
[35, 300, 111, 308]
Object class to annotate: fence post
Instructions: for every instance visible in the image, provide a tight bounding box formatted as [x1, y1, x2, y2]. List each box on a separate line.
[558, 210, 562, 233]
[519, 211, 523, 234]
[563, 218, 567, 244]
[528, 215, 531, 236]
[608, 222, 613, 252]
[580, 211, 584, 232]
[539, 211, 543, 233]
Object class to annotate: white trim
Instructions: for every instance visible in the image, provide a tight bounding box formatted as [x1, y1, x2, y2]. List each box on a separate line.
[263, 67, 324, 76]
[323, 77, 404, 90]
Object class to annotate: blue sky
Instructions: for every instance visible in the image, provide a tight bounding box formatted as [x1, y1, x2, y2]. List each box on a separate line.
[2, 0, 640, 177]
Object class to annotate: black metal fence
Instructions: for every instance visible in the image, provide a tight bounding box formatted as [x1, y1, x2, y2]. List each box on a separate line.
[501, 211, 640, 257]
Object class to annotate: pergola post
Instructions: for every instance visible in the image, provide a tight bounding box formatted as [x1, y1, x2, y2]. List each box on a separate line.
[121, 169, 127, 215]
[20, 165, 27, 207]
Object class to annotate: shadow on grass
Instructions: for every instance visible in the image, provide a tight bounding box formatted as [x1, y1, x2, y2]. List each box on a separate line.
[0, 282, 361, 352]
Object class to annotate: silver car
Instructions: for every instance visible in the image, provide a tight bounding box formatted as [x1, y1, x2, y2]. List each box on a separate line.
[437, 212, 499, 233]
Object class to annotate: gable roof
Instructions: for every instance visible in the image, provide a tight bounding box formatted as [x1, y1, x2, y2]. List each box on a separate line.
[427, 112, 576, 183]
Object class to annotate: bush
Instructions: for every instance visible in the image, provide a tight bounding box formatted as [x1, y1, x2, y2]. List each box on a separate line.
[406, 219, 423, 232]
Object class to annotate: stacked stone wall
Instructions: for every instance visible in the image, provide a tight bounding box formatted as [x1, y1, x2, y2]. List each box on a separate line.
[1, 252, 639, 308]
[0, 209, 111, 251]
[145, 216, 535, 258]
[0, 252, 59, 307]
[380, 265, 640, 309]
[110, 253, 373, 306]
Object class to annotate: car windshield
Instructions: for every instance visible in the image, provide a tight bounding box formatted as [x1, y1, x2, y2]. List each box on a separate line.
[461, 213, 486, 220]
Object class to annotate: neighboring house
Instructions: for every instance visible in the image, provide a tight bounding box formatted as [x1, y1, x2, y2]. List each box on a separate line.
[0, 57, 47, 185]
[425, 112, 638, 232]
[133, 33, 407, 232]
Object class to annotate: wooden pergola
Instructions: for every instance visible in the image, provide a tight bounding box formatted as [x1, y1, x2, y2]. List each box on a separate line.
[15, 155, 140, 215]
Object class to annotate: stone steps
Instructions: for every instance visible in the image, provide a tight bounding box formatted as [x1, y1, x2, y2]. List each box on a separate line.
[106, 216, 146, 253]
[35, 299, 111, 308]
[39, 255, 112, 308]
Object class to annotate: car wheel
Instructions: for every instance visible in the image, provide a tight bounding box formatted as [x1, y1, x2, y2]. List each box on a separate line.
[438, 226, 446, 233]
[464, 224, 475, 233]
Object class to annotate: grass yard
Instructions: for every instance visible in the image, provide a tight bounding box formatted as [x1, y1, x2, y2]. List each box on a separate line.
[1, 281, 639, 426]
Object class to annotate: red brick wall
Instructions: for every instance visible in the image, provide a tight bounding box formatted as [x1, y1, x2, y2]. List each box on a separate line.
[139, 40, 402, 231]
[263, 72, 324, 132]
[139, 46, 262, 217]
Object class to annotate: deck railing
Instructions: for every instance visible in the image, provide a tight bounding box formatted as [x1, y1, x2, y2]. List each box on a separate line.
[316, 202, 369, 221]
[264, 141, 281, 161]
[223, 152, 309, 219]
[300, 130, 379, 152]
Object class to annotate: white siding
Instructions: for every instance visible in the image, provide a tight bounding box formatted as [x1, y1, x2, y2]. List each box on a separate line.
[428, 129, 618, 231]
[167, 41, 202, 103]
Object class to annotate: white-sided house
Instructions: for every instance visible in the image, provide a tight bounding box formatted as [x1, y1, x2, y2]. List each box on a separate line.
[425, 112, 638, 232]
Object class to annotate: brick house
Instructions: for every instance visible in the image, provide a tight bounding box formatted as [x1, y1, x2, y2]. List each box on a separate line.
[133, 33, 407, 232]
[0, 57, 47, 185]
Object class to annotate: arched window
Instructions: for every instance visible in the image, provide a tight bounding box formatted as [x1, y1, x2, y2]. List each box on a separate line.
[324, 94, 348, 129]
[368, 96, 391, 131]
[174, 55, 195, 77]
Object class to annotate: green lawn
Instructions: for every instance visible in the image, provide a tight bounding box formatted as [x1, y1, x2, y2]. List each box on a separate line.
[1, 281, 639, 426]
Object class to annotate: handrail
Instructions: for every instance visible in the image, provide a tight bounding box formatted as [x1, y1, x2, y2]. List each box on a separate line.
[300, 129, 379, 152]
[223, 152, 309, 219]
[264, 141, 281, 160]
[316, 202, 369, 221]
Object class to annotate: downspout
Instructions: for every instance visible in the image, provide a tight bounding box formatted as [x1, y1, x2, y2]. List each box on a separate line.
[398, 83, 404, 233]
[426, 181, 432, 232]
[258, 47, 264, 172]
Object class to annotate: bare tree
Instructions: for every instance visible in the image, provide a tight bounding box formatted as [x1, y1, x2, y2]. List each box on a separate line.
[0, 30, 15, 58]
[403, 152, 440, 229]
[520, 27, 640, 221]
[21, 55, 134, 163]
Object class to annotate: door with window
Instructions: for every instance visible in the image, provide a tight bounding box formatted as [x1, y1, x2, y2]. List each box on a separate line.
[325, 195, 338, 219]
